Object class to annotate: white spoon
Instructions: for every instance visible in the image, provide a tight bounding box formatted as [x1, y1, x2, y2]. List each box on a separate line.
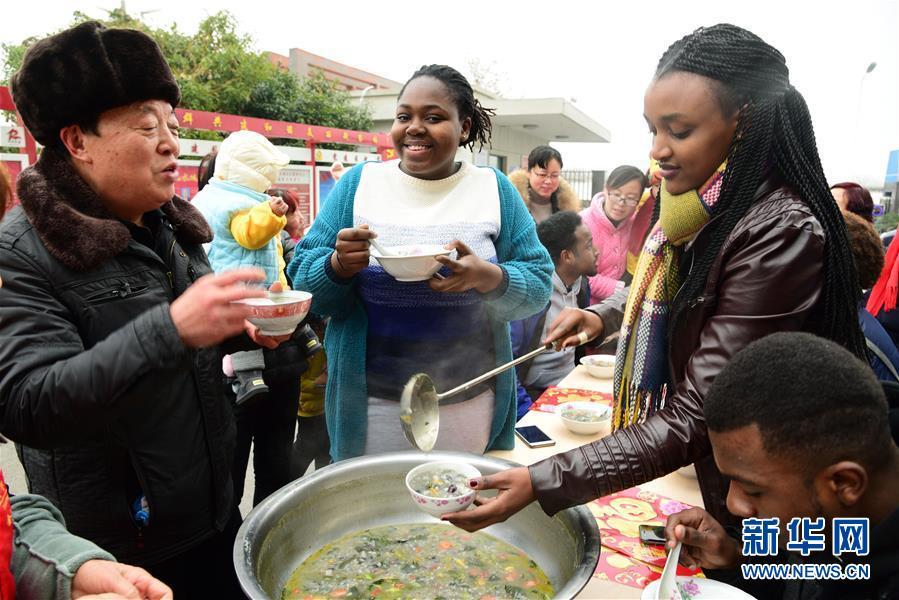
[369, 238, 393, 257]
[656, 541, 682, 600]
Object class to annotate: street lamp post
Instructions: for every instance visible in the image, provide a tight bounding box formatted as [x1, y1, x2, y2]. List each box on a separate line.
[854, 61, 878, 180]
[358, 85, 375, 107]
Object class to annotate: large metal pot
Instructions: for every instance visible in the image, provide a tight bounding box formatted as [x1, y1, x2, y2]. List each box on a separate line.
[234, 451, 600, 599]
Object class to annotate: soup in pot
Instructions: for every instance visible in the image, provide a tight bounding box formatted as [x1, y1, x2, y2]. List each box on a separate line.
[282, 523, 553, 599]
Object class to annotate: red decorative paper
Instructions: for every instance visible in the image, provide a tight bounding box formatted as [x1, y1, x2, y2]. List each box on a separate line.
[593, 548, 703, 590]
[529, 387, 612, 413]
[590, 487, 698, 568]
[588, 486, 703, 588]
[593, 549, 659, 589]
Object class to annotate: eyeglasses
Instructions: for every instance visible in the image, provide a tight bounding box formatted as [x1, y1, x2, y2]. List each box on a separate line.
[531, 170, 561, 182]
[608, 191, 641, 207]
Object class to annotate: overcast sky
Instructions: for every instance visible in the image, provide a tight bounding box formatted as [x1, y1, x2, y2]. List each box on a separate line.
[3, 0, 897, 187]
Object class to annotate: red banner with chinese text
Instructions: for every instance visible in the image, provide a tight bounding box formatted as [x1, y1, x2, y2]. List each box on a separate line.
[174, 109, 393, 151]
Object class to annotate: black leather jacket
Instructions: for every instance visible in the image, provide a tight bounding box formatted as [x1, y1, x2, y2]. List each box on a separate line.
[530, 180, 837, 526]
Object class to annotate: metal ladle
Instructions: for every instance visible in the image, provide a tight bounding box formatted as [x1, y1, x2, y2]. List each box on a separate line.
[400, 332, 590, 451]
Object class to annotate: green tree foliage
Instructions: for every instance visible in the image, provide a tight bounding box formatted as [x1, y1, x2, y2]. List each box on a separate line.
[0, 39, 30, 85]
[245, 69, 303, 123]
[293, 71, 373, 132]
[876, 211, 899, 234]
[167, 13, 273, 116]
[1, 9, 373, 146]
[245, 70, 373, 149]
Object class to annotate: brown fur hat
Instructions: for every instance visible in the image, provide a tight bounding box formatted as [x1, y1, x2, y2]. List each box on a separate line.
[10, 21, 180, 147]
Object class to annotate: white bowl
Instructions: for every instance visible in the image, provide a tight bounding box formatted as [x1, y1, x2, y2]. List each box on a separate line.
[558, 401, 612, 435]
[405, 461, 481, 517]
[233, 290, 312, 336]
[373, 244, 452, 282]
[642, 577, 758, 600]
[580, 354, 615, 379]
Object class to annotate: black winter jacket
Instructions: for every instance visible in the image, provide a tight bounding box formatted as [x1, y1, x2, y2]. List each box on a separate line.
[0, 147, 236, 566]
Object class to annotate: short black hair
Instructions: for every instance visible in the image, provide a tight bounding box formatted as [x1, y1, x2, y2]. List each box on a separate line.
[537, 210, 582, 265]
[705, 332, 892, 472]
[400, 65, 495, 151]
[197, 150, 217, 191]
[527, 146, 563, 171]
[606, 165, 648, 190]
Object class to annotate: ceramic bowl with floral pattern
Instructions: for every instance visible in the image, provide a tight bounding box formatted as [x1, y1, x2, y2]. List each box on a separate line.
[405, 461, 481, 517]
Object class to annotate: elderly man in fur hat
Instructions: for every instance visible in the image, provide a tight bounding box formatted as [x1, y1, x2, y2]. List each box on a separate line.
[0, 21, 283, 597]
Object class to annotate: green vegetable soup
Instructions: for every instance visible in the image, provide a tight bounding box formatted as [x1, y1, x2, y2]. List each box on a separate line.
[282, 523, 553, 600]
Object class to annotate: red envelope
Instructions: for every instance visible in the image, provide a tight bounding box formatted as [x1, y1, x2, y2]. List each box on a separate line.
[589, 486, 703, 586]
[593, 548, 705, 590]
[529, 386, 612, 413]
[593, 548, 660, 589]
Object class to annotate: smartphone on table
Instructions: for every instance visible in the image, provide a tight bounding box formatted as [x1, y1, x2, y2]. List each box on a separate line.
[515, 425, 555, 448]
[638, 523, 667, 546]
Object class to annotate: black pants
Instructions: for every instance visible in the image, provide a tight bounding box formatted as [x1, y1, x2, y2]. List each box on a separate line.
[231, 375, 302, 507]
[149, 511, 243, 599]
[230, 330, 310, 506]
[291, 414, 331, 477]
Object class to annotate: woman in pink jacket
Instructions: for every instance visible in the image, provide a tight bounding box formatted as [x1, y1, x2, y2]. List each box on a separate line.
[581, 165, 650, 303]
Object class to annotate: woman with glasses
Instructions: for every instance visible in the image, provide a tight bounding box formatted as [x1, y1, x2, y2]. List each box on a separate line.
[509, 145, 580, 223]
[581, 165, 649, 303]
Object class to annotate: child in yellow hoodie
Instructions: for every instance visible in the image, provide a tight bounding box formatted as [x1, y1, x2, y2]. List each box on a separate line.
[193, 130, 291, 403]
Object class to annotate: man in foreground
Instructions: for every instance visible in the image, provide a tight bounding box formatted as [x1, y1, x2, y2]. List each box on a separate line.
[666, 332, 899, 599]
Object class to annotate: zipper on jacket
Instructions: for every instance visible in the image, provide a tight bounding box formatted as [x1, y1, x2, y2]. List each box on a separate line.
[165, 239, 177, 292]
[670, 210, 727, 308]
[671, 249, 697, 309]
[134, 521, 145, 550]
[190, 362, 229, 529]
[84, 281, 150, 304]
[688, 296, 707, 309]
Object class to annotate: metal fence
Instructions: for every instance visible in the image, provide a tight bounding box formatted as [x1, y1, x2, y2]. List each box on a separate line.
[561, 170, 605, 208]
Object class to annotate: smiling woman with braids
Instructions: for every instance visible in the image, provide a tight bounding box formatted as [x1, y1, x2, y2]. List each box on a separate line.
[289, 65, 552, 460]
[444, 24, 866, 532]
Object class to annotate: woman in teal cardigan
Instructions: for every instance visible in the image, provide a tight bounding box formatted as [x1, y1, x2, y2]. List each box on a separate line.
[288, 65, 552, 461]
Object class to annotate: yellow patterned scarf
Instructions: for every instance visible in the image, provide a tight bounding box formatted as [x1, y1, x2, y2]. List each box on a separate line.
[612, 163, 726, 429]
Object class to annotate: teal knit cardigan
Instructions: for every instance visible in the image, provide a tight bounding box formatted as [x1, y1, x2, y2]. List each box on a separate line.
[287, 162, 553, 461]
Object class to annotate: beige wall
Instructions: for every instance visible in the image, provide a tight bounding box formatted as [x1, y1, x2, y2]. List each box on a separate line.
[269, 50, 401, 92]
[484, 126, 547, 173]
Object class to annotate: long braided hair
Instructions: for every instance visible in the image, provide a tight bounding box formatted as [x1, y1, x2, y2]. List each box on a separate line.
[400, 65, 496, 152]
[655, 24, 865, 358]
